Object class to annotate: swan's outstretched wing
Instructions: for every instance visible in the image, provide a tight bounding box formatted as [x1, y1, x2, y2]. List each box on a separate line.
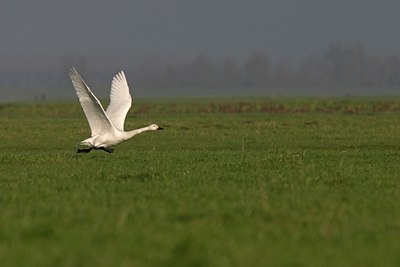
[105, 71, 132, 131]
[69, 68, 114, 136]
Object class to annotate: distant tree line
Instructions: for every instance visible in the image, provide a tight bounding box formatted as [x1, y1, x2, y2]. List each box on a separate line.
[133, 44, 400, 89]
[2, 44, 400, 94]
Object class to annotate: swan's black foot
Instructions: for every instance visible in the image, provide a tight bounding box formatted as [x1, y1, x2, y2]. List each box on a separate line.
[77, 147, 93, 153]
[96, 147, 114, 153]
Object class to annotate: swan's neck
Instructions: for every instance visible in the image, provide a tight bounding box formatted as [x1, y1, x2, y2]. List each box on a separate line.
[123, 126, 153, 140]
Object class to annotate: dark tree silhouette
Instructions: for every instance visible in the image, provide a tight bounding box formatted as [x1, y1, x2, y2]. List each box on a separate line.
[244, 53, 270, 87]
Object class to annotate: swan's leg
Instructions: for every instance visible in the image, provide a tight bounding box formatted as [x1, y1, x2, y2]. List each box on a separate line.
[77, 147, 93, 153]
[103, 147, 114, 153]
[96, 147, 114, 153]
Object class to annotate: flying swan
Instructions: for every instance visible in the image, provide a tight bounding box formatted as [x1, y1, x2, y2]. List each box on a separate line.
[69, 68, 163, 153]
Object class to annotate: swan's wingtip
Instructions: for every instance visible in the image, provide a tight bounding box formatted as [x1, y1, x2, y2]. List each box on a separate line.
[69, 67, 78, 77]
[113, 70, 128, 82]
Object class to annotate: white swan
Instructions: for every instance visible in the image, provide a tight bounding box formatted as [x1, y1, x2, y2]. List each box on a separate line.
[69, 68, 163, 153]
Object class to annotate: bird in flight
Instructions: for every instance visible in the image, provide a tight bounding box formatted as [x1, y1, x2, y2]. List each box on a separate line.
[69, 68, 163, 153]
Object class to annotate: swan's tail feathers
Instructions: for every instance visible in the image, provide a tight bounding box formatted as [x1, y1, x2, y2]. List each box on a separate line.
[78, 136, 96, 147]
[75, 138, 94, 153]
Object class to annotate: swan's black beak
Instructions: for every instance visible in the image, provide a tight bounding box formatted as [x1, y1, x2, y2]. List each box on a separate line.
[158, 127, 164, 130]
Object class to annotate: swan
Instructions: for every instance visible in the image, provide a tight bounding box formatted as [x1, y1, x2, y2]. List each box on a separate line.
[69, 68, 163, 153]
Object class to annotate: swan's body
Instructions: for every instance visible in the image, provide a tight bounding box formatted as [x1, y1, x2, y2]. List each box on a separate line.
[69, 68, 162, 153]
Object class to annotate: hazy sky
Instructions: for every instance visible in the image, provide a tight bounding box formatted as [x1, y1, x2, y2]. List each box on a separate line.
[1, 0, 400, 69]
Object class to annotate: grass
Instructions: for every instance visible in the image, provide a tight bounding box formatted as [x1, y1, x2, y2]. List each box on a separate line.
[0, 97, 400, 266]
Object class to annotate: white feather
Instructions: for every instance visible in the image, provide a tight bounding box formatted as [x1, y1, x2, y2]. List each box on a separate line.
[106, 71, 132, 131]
[69, 68, 113, 136]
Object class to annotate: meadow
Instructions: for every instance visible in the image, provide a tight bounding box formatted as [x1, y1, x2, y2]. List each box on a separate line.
[0, 97, 399, 267]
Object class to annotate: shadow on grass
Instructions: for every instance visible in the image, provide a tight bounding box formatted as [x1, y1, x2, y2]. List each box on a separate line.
[117, 172, 163, 183]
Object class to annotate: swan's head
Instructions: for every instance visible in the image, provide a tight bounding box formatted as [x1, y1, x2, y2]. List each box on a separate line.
[149, 124, 163, 130]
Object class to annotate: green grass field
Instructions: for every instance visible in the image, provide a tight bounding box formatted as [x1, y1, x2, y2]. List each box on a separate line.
[0, 97, 400, 267]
